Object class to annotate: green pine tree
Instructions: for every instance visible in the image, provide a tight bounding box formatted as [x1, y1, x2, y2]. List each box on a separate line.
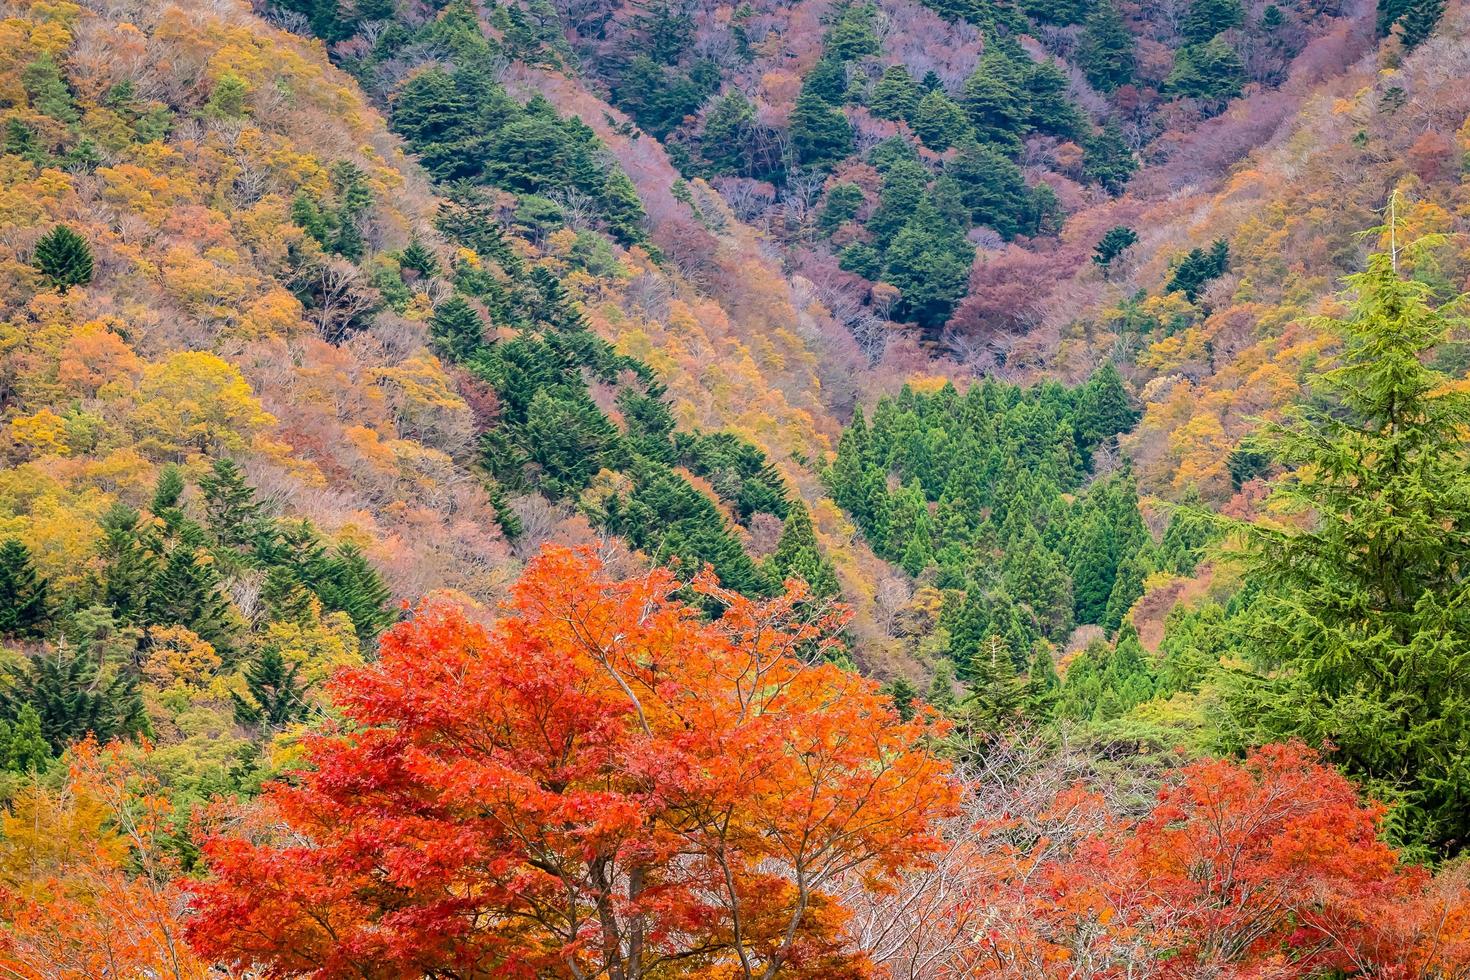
[0, 703, 51, 772]
[1025, 643, 1061, 717]
[1224, 246, 1470, 855]
[0, 540, 50, 638]
[313, 542, 396, 643]
[766, 503, 840, 599]
[0, 647, 146, 752]
[200, 457, 270, 555]
[1075, 362, 1137, 447]
[33, 225, 94, 292]
[911, 90, 972, 151]
[1166, 39, 1245, 103]
[144, 544, 240, 658]
[790, 89, 853, 167]
[1069, 510, 1117, 626]
[96, 503, 160, 625]
[1077, 4, 1136, 92]
[960, 633, 1026, 732]
[429, 295, 489, 361]
[868, 65, 921, 120]
[960, 55, 1026, 150]
[883, 676, 921, 722]
[1083, 120, 1137, 194]
[232, 645, 312, 733]
[1183, 0, 1244, 41]
[947, 143, 1037, 240]
[1093, 226, 1139, 274]
[21, 53, 77, 123]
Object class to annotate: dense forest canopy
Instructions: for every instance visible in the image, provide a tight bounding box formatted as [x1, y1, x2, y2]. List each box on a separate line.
[0, 0, 1469, 972]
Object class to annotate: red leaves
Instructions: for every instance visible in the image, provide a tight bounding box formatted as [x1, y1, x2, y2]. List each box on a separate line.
[892, 742, 1470, 979]
[188, 546, 957, 979]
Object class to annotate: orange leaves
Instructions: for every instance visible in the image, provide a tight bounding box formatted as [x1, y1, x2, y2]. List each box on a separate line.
[189, 546, 957, 979]
[0, 740, 208, 980]
[899, 742, 1470, 980]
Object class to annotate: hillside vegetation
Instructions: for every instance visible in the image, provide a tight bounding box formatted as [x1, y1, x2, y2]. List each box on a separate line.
[1, 0, 1470, 973]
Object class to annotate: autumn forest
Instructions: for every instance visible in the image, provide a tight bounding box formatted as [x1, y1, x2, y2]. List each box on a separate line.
[0, 0, 1469, 973]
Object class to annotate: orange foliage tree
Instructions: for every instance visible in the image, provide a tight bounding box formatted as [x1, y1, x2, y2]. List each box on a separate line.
[850, 740, 1470, 979]
[187, 546, 958, 979]
[0, 740, 207, 980]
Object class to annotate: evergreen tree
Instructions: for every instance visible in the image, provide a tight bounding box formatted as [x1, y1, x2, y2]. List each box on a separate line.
[1069, 510, 1118, 626]
[801, 55, 849, 105]
[882, 200, 975, 329]
[1002, 525, 1074, 641]
[1166, 39, 1245, 102]
[21, 53, 77, 123]
[398, 240, 440, 278]
[824, 3, 880, 59]
[151, 463, 189, 533]
[1075, 362, 1137, 448]
[1077, 4, 1136, 92]
[0, 647, 146, 752]
[1167, 238, 1230, 300]
[429, 295, 489, 361]
[200, 458, 270, 555]
[1183, 0, 1244, 40]
[702, 91, 760, 174]
[837, 242, 882, 280]
[883, 676, 920, 722]
[33, 225, 94, 292]
[96, 503, 159, 624]
[313, 543, 396, 643]
[1159, 494, 1214, 575]
[1102, 550, 1147, 635]
[1021, 59, 1085, 138]
[948, 144, 1037, 240]
[961, 633, 1026, 732]
[202, 72, 249, 119]
[0, 540, 50, 638]
[0, 703, 51, 772]
[1083, 120, 1137, 194]
[927, 661, 958, 714]
[766, 504, 840, 599]
[911, 90, 971, 152]
[1093, 225, 1138, 274]
[1226, 248, 1470, 854]
[959, 56, 1026, 150]
[1025, 643, 1060, 717]
[232, 645, 312, 733]
[522, 390, 623, 494]
[818, 183, 865, 235]
[145, 545, 239, 658]
[868, 65, 920, 120]
[1379, 0, 1445, 46]
[790, 89, 853, 167]
[866, 158, 930, 247]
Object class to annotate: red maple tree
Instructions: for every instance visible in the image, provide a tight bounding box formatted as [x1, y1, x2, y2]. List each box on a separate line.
[187, 546, 958, 979]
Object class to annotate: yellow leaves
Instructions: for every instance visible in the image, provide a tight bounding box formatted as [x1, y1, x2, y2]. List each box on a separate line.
[0, 779, 125, 899]
[1139, 326, 1210, 374]
[57, 319, 142, 396]
[263, 610, 361, 686]
[9, 406, 67, 457]
[27, 17, 70, 55]
[130, 351, 276, 458]
[159, 246, 248, 318]
[234, 287, 305, 340]
[546, 227, 578, 257]
[97, 163, 193, 220]
[143, 625, 222, 689]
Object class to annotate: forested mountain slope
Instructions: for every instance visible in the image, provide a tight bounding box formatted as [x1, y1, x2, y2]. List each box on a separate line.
[2, 0, 1470, 972]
